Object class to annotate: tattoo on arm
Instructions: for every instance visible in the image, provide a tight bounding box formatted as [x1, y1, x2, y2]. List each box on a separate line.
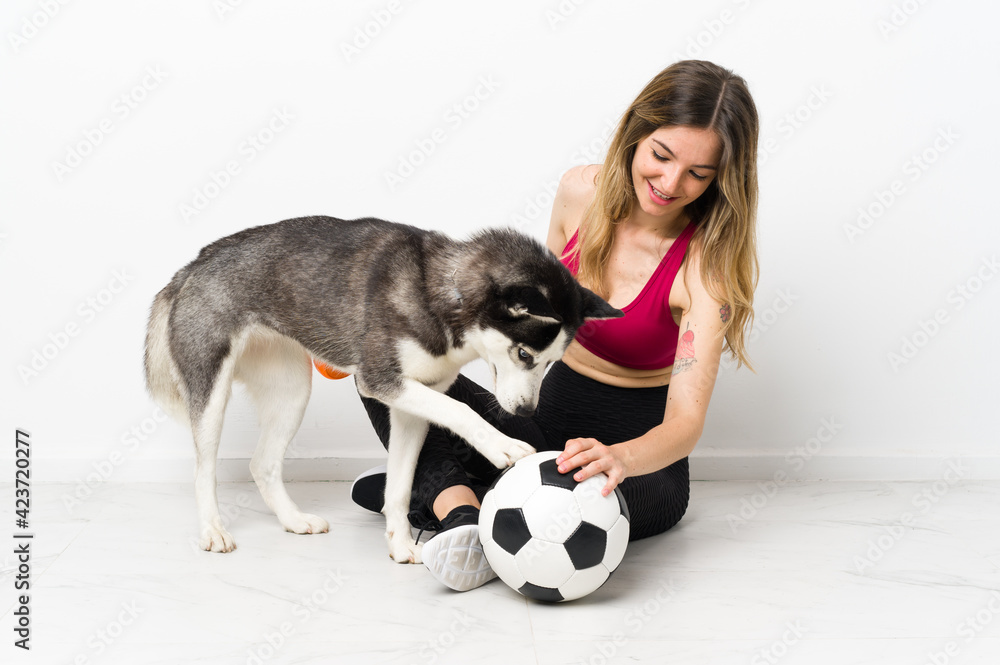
[673, 323, 697, 374]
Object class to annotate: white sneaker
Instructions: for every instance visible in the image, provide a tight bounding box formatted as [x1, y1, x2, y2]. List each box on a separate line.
[421, 523, 497, 592]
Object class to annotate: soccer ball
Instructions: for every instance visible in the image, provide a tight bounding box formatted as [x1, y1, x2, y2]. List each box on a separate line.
[479, 451, 630, 602]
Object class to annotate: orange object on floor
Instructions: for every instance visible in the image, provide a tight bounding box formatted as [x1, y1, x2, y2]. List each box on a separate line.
[313, 359, 350, 380]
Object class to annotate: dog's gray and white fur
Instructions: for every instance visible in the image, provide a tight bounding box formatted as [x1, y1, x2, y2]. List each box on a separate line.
[144, 216, 621, 563]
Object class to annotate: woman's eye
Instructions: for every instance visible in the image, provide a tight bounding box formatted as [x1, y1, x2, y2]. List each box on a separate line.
[653, 150, 708, 181]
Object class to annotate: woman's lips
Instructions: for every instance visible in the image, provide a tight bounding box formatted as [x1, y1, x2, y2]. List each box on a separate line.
[648, 181, 677, 206]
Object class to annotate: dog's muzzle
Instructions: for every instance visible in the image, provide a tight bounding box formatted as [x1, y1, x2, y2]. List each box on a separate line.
[514, 404, 536, 418]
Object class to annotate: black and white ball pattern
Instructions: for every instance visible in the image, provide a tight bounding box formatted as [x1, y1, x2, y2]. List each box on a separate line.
[479, 451, 630, 602]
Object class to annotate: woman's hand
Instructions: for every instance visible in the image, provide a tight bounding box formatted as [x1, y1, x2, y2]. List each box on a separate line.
[557, 438, 628, 497]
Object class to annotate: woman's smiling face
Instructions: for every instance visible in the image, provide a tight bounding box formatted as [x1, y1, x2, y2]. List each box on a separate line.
[630, 125, 722, 218]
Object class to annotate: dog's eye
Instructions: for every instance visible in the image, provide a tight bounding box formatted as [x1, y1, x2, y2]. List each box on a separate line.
[518, 348, 531, 361]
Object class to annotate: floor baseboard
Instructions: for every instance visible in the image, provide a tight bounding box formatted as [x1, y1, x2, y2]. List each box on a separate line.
[32, 453, 999, 484]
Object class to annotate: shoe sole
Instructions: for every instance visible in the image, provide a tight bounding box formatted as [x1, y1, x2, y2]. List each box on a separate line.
[421, 524, 497, 592]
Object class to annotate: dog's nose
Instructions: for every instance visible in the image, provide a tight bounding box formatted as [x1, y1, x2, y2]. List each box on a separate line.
[514, 404, 536, 418]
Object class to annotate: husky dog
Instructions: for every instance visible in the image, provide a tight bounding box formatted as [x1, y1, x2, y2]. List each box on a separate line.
[144, 216, 621, 563]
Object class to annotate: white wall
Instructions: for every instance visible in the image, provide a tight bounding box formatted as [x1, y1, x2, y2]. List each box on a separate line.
[2, 0, 997, 484]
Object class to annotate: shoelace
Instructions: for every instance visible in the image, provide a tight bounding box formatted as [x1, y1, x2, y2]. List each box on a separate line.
[408, 506, 482, 544]
[408, 510, 442, 544]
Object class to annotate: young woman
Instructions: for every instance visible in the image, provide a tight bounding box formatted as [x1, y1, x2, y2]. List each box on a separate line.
[354, 59, 759, 591]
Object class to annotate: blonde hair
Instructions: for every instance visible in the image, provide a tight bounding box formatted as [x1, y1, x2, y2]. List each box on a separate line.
[567, 60, 760, 371]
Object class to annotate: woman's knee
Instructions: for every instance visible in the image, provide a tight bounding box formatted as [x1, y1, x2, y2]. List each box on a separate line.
[620, 464, 691, 541]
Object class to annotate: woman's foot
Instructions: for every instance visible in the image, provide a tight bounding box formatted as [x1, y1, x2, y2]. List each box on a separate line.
[350, 465, 386, 513]
[422, 505, 497, 592]
[353, 470, 495, 590]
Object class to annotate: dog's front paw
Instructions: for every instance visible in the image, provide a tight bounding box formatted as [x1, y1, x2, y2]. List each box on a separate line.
[282, 512, 330, 535]
[482, 436, 536, 469]
[199, 525, 236, 553]
[504, 438, 536, 466]
[386, 530, 423, 564]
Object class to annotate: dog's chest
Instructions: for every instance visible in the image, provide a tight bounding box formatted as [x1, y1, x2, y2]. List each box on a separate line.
[396, 338, 478, 388]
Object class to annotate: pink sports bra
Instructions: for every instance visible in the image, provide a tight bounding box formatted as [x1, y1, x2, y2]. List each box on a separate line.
[561, 221, 696, 370]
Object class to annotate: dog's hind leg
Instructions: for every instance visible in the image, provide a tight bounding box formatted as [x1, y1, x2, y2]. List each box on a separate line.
[192, 357, 239, 553]
[383, 407, 429, 564]
[239, 332, 329, 536]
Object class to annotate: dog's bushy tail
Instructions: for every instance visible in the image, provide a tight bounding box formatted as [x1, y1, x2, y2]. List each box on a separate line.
[144, 279, 189, 426]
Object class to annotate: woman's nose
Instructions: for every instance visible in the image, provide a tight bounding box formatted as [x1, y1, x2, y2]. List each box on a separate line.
[656, 164, 683, 194]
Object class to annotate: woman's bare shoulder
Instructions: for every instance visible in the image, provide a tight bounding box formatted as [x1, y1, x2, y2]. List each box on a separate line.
[547, 164, 601, 253]
[559, 164, 600, 209]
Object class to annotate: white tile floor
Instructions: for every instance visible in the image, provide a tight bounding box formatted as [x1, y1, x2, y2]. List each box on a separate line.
[3, 479, 999, 664]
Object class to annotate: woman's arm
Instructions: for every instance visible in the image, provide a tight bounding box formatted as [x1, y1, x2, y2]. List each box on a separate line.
[557, 243, 728, 495]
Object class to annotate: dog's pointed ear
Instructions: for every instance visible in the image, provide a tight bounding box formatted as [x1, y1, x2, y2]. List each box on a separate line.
[578, 285, 624, 321]
[503, 285, 563, 323]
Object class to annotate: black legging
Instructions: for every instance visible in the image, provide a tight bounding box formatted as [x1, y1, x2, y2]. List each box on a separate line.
[359, 361, 690, 541]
